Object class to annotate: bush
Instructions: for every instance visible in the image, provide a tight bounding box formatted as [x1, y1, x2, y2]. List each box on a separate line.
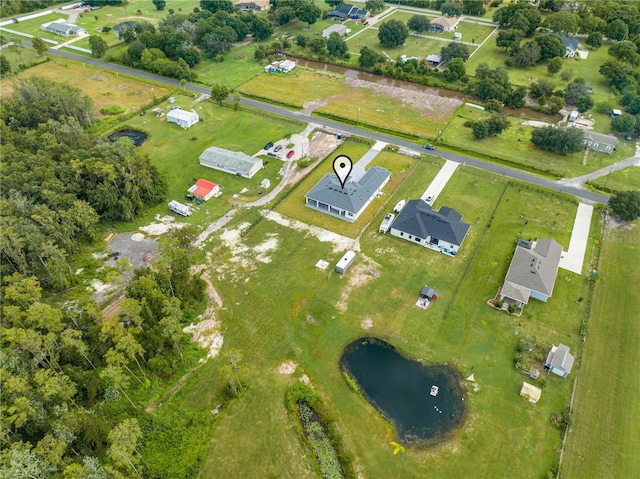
[100, 104, 127, 115]
[507, 304, 517, 313]
[495, 300, 504, 309]
[102, 25, 111, 33]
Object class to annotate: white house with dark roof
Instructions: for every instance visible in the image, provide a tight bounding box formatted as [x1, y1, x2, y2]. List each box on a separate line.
[389, 200, 470, 256]
[582, 130, 618, 154]
[41, 20, 87, 36]
[545, 344, 575, 378]
[556, 33, 579, 58]
[304, 167, 390, 222]
[499, 238, 563, 309]
[327, 3, 369, 21]
[199, 146, 263, 179]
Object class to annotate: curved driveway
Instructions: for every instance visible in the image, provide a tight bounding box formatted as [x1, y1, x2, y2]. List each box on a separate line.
[42, 45, 608, 204]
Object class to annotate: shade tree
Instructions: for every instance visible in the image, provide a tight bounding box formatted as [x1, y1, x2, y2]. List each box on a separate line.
[378, 19, 409, 48]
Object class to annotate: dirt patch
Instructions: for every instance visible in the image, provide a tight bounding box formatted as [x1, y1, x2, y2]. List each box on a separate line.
[254, 235, 278, 264]
[307, 130, 341, 160]
[336, 260, 379, 313]
[278, 361, 297, 374]
[360, 317, 374, 330]
[183, 320, 224, 360]
[139, 215, 186, 235]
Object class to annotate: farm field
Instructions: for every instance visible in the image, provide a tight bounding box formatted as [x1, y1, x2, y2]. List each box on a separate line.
[561, 222, 640, 478]
[0, 56, 170, 115]
[440, 106, 636, 178]
[191, 162, 590, 478]
[588, 164, 640, 193]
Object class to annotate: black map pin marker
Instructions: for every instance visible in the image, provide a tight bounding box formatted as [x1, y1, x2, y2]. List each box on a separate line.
[332, 155, 353, 189]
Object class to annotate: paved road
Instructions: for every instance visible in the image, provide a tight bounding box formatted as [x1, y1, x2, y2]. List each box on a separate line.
[40, 45, 609, 204]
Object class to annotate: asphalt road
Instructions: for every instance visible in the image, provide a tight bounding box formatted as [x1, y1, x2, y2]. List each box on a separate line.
[45, 46, 608, 204]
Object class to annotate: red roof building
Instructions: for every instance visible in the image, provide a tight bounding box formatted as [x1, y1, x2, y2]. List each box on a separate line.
[188, 179, 220, 201]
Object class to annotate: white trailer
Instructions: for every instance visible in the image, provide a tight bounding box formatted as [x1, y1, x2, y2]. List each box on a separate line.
[168, 200, 191, 217]
[335, 250, 356, 274]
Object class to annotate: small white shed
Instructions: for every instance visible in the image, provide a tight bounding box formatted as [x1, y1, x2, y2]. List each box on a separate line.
[167, 109, 200, 129]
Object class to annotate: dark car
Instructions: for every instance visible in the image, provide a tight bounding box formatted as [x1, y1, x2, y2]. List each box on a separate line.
[264, 142, 274, 150]
[274, 145, 283, 152]
[185, 193, 195, 201]
[424, 144, 435, 150]
[286, 150, 295, 159]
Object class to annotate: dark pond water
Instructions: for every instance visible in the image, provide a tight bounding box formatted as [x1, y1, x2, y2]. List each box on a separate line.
[340, 337, 466, 445]
[108, 130, 147, 147]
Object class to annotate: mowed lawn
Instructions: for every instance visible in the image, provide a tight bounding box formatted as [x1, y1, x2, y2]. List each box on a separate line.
[192, 161, 591, 478]
[0, 57, 170, 116]
[561, 222, 640, 478]
[385, 10, 496, 44]
[589, 164, 640, 192]
[441, 106, 636, 178]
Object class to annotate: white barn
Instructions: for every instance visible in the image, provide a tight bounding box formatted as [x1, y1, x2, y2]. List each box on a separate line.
[166, 109, 200, 129]
[199, 146, 263, 179]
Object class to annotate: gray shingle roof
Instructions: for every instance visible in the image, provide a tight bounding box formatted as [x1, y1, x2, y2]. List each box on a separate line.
[503, 238, 563, 301]
[305, 167, 390, 214]
[546, 344, 575, 374]
[391, 199, 470, 246]
[556, 33, 578, 51]
[199, 146, 262, 177]
[583, 130, 618, 147]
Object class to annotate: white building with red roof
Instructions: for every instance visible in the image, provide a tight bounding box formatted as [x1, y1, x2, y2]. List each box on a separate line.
[188, 179, 219, 201]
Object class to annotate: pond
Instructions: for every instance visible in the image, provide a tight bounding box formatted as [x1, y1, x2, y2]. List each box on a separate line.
[108, 130, 147, 147]
[340, 337, 466, 445]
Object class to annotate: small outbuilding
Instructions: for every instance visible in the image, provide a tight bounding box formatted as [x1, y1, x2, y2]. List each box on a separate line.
[199, 146, 263, 179]
[166, 109, 200, 129]
[520, 382, 542, 404]
[188, 179, 219, 201]
[419, 286, 439, 301]
[545, 344, 575, 378]
[427, 54, 442, 66]
[322, 24, 347, 39]
[335, 250, 356, 274]
[260, 179, 271, 189]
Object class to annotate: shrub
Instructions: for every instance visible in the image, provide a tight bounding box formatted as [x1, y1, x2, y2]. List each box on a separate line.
[100, 104, 127, 115]
[102, 25, 111, 33]
[508, 304, 517, 313]
[495, 300, 504, 309]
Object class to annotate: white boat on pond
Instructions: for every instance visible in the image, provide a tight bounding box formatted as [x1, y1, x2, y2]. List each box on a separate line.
[430, 385, 439, 396]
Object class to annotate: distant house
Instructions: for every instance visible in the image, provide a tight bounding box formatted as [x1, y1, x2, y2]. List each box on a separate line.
[199, 146, 263, 179]
[431, 17, 460, 32]
[305, 166, 390, 223]
[41, 20, 86, 36]
[427, 54, 442, 66]
[545, 344, 575, 378]
[166, 109, 200, 129]
[583, 130, 618, 154]
[188, 179, 219, 201]
[499, 238, 563, 309]
[389, 200, 470, 256]
[327, 3, 370, 21]
[556, 33, 579, 58]
[235, 0, 269, 12]
[322, 24, 347, 39]
[264, 60, 296, 73]
[520, 382, 542, 404]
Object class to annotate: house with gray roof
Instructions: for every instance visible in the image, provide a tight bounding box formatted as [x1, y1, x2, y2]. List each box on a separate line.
[327, 4, 369, 21]
[389, 200, 470, 256]
[556, 33, 579, 58]
[322, 24, 347, 39]
[41, 20, 86, 36]
[199, 146, 263, 179]
[582, 130, 618, 154]
[304, 167, 390, 222]
[499, 238, 563, 309]
[545, 344, 575, 378]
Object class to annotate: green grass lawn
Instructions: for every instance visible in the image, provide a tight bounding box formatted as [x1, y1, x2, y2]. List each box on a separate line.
[385, 10, 495, 44]
[440, 106, 636, 178]
[104, 100, 304, 231]
[0, 45, 46, 74]
[561, 221, 640, 479]
[275, 141, 421, 238]
[588, 164, 640, 192]
[346, 26, 476, 59]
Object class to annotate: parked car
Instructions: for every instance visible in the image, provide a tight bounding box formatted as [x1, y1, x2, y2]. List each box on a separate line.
[185, 193, 195, 201]
[274, 145, 283, 152]
[264, 141, 274, 150]
[286, 149, 295, 159]
[426, 195, 434, 204]
[625, 135, 632, 140]
[424, 144, 435, 150]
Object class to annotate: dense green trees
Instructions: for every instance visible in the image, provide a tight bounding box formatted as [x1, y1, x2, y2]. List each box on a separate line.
[407, 14, 430, 33]
[89, 35, 108, 57]
[378, 20, 409, 48]
[358, 46, 385, 68]
[531, 126, 584, 155]
[440, 42, 470, 62]
[464, 115, 510, 139]
[609, 191, 640, 221]
[327, 32, 348, 58]
[0, 55, 10, 76]
[493, 2, 541, 37]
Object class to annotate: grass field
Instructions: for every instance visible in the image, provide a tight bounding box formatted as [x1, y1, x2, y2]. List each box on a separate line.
[189, 162, 590, 478]
[0, 45, 47, 74]
[0, 56, 170, 115]
[386, 10, 496, 44]
[440, 106, 636, 178]
[561, 221, 640, 478]
[588, 164, 640, 192]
